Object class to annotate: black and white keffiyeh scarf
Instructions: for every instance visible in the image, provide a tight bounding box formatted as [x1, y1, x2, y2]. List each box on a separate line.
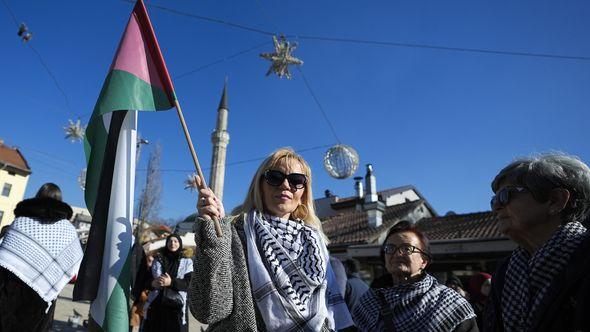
[352, 273, 475, 332]
[502, 221, 588, 332]
[244, 210, 352, 331]
[0, 216, 83, 310]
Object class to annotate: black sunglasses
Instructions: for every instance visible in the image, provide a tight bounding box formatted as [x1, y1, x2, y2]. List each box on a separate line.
[263, 170, 307, 190]
[490, 186, 529, 208]
[383, 243, 428, 257]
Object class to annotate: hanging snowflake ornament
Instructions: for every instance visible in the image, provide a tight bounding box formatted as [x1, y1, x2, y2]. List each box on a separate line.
[324, 144, 360, 179]
[260, 35, 303, 79]
[184, 173, 199, 192]
[77, 168, 87, 191]
[64, 119, 86, 142]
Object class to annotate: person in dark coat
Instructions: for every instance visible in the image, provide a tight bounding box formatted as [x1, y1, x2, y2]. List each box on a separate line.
[0, 183, 83, 332]
[484, 153, 590, 332]
[143, 234, 193, 332]
[446, 274, 468, 298]
[130, 250, 154, 330]
[467, 272, 491, 329]
[342, 259, 369, 311]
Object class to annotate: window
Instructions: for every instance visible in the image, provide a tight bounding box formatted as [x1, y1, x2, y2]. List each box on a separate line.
[7, 171, 15, 176]
[0, 210, 3, 223]
[2, 183, 11, 197]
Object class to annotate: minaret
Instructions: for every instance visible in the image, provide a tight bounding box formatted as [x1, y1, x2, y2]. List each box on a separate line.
[209, 82, 230, 201]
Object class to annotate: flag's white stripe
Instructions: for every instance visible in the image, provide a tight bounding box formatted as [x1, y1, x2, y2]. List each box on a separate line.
[90, 111, 137, 326]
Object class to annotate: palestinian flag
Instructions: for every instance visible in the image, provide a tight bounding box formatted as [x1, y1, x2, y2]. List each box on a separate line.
[72, 0, 176, 330]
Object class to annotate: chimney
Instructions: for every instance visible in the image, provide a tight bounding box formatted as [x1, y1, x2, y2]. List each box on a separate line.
[363, 164, 385, 228]
[364, 164, 378, 203]
[354, 177, 364, 199]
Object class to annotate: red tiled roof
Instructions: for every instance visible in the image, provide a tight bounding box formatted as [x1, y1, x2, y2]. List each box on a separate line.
[323, 200, 425, 247]
[0, 143, 31, 174]
[416, 211, 504, 241]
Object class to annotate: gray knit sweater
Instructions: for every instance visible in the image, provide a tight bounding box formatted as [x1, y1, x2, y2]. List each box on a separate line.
[189, 216, 264, 331]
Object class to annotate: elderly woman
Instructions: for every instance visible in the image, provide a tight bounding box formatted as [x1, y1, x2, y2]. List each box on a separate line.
[484, 153, 590, 332]
[352, 221, 477, 332]
[189, 148, 352, 331]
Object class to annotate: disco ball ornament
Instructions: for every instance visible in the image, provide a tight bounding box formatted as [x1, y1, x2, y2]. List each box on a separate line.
[323, 144, 360, 179]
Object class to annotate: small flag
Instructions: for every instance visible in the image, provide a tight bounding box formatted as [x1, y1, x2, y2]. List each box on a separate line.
[73, 1, 176, 330]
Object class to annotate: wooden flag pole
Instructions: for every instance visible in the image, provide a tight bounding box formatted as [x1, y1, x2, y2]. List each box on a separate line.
[174, 100, 223, 237]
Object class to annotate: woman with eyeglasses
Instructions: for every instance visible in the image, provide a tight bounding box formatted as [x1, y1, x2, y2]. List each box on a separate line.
[188, 148, 353, 331]
[484, 153, 590, 332]
[352, 221, 477, 332]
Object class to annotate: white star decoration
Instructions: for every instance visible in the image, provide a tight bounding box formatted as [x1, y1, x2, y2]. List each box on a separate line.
[64, 119, 86, 142]
[184, 173, 199, 192]
[260, 35, 303, 79]
[78, 168, 86, 191]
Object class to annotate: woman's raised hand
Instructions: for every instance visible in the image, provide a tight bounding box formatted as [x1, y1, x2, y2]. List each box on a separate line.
[196, 175, 225, 221]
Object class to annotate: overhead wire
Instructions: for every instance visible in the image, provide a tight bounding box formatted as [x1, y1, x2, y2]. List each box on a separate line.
[128, 0, 274, 36]
[1, 0, 79, 119]
[251, 0, 343, 144]
[295, 35, 590, 61]
[143, 2, 590, 62]
[173, 41, 271, 80]
[295, 67, 341, 144]
[136, 143, 334, 173]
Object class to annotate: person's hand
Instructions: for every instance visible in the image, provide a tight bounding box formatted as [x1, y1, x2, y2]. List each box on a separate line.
[196, 175, 225, 221]
[159, 273, 172, 287]
[151, 279, 161, 289]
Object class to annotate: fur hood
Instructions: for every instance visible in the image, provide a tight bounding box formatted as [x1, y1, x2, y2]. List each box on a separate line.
[155, 247, 193, 259]
[14, 197, 73, 223]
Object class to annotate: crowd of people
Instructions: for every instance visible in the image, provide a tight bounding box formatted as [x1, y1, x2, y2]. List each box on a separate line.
[1, 148, 589, 332]
[188, 148, 590, 332]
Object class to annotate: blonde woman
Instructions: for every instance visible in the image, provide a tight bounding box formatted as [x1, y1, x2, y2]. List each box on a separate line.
[189, 148, 353, 331]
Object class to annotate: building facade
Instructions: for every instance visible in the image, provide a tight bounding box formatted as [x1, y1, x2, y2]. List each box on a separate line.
[317, 164, 437, 280]
[0, 140, 31, 228]
[318, 164, 514, 283]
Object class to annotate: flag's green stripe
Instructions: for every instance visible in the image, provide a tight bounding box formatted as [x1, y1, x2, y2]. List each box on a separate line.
[84, 69, 173, 215]
[103, 248, 132, 331]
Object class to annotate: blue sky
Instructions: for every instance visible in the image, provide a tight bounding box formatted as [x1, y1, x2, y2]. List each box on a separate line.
[2, 0, 589, 222]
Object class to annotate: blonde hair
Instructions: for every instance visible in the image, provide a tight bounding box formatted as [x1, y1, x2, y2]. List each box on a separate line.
[237, 147, 323, 231]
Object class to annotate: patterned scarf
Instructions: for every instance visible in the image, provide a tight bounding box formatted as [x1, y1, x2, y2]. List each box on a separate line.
[352, 273, 475, 332]
[0, 217, 83, 309]
[245, 210, 352, 331]
[502, 221, 588, 332]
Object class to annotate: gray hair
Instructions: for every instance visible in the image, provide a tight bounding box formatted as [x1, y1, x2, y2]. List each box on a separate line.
[492, 152, 590, 223]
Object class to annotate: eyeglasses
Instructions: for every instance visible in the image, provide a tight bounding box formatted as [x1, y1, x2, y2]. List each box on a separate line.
[263, 170, 307, 190]
[383, 243, 428, 257]
[490, 186, 529, 208]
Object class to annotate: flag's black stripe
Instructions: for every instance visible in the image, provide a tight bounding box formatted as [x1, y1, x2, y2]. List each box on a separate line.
[73, 110, 128, 301]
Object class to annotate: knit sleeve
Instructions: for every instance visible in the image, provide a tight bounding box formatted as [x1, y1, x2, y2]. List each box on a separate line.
[188, 216, 234, 324]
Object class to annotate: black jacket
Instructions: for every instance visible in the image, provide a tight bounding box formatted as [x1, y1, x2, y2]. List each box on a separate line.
[14, 197, 73, 222]
[483, 234, 590, 332]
